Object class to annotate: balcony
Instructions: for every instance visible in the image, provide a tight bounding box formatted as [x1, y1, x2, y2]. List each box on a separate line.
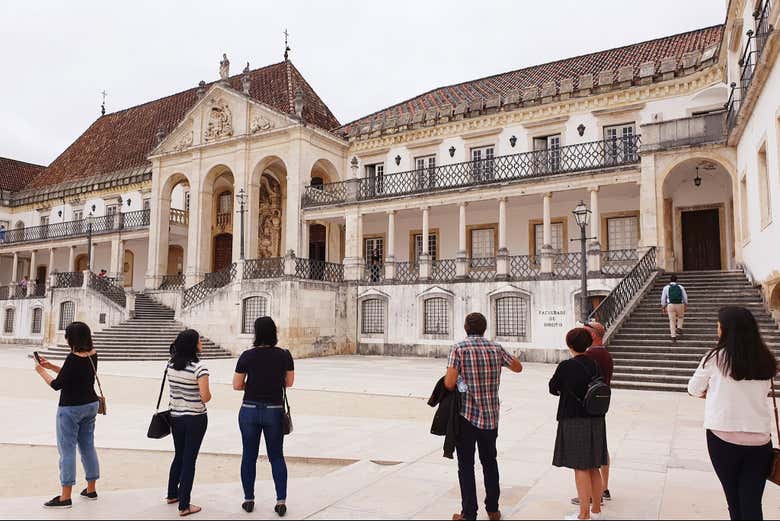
[302, 136, 641, 208]
[0, 209, 151, 247]
[641, 112, 726, 152]
[170, 209, 189, 226]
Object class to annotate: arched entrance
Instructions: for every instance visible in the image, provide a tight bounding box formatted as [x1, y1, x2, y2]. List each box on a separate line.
[770, 284, 780, 320]
[213, 233, 233, 271]
[167, 245, 184, 275]
[75, 254, 88, 272]
[662, 159, 735, 271]
[123, 250, 134, 287]
[309, 224, 327, 262]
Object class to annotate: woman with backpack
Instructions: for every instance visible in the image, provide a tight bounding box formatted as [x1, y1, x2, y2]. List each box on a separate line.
[549, 327, 609, 520]
[688, 306, 777, 521]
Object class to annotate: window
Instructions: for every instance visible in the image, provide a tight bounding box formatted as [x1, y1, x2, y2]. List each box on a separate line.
[361, 298, 385, 334]
[533, 134, 562, 173]
[143, 199, 151, 211]
[424, 298, 449, 335]
[3, 308, 15, 334]
[184, 192, 191, 212]
[413, 232, 438, 264]
[607, 216, 640, 251]
[759, 146, 772, 227]
[106, 204, 119, 216]
[740, 174, 750, 241]
[40, 215, 49, 226]
[218, 191, 232, 215]
[495, 296, 529, 339]
[415, 155, 437, 189]
[604, 123, 637, 163]
[471, 146, 495, 181]
[534, 222, 565, 255]
[364, 237, 384, 265]
[366, 163, 385, 195]
[242, 296, 268, 334]
[31, 308, 43, 334]
[73, 210, 83, 221]
[59, 301, 75, 331]
[470, 227, 496, 259]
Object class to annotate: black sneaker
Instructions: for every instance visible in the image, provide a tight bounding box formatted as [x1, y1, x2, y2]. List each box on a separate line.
[603, 489, 612, 501]
[274, 503, 287, 517]
[242, 501, 254, 513]
[43, 496, 72, 509]
[81, 488, 98, 500]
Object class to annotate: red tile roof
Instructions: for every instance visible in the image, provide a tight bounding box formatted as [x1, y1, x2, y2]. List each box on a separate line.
[27, 61, 340, 190]
[339, 25, 725, 135]
[0, 157, 45, 192]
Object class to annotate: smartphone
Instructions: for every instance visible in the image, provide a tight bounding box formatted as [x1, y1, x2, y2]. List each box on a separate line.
[33, 351, 41, 364]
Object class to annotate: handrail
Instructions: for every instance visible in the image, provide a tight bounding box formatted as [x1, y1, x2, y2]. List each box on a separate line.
[182, 263, 237, 308]
[303, 136, 641, 207]
[53, 272, 84, 289]
[87, 272, 127, 308]
[0, 209, 151, 246]
[589, 247, 657, 330]
[159, 274, 185, 290]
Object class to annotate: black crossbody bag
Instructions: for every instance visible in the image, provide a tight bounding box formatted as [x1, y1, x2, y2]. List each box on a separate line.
[282, 385, 293, 435]
[147, 367, 172, 439]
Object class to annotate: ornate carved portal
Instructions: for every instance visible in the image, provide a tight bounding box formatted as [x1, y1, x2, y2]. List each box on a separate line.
[258, 174, 282, 258]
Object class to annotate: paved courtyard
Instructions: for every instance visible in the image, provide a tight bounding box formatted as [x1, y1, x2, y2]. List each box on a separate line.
[1, 346, 779, 520]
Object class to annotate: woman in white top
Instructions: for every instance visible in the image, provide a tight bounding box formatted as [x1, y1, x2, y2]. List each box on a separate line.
[165, 329, 212, 517]
[688, 306, 777, 521]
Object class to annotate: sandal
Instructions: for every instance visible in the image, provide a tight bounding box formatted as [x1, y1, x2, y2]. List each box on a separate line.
[180, 505, 201, 516]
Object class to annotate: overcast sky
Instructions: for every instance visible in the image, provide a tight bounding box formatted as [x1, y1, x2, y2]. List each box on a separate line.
[1, 0, 726, 166]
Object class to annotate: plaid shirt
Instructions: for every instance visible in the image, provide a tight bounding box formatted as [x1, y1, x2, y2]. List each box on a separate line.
[447, 335, 514, 430]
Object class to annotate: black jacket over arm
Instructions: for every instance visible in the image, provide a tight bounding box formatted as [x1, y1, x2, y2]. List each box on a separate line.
[428, 377, 461, 459]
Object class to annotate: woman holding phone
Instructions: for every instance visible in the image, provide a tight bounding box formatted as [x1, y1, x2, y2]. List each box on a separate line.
[34, 322, 101, 509]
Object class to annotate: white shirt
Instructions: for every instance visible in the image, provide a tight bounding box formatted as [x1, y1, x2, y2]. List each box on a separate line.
[660, 283, 689, 306]
[687, 353, 772, 435]
[167, 361, 209, 417]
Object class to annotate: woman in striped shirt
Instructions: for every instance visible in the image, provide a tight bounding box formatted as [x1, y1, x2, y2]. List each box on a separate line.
[165, 329, 211, 517]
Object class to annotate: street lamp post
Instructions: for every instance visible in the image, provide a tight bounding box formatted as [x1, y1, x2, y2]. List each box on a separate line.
[572, 201, 595, 323]
[86, 212, 95, 272]
[236, 188, 247, 260]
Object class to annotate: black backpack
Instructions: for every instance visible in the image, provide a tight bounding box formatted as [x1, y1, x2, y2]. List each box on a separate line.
[571, 357, 611, 416]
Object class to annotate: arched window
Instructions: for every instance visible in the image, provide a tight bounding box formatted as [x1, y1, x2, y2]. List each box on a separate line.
[242, 296, 268, 334]
[31, 308, 43, 334]
[495, 296, 529, 340]
[59, 301, 75, 331]
[218, 191, 232, 215]
[3, 308, 15, 334]
[424, 297, 449, 335]
[361, 298, 385, 334]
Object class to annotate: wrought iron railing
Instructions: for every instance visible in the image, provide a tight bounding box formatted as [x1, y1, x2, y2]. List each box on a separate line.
[601, 249, 640, 276]
[53, 272, 84, 289]
[27, 283, 46, 298]
[589, 247, 657, 330]
[364, 263, 385, 284]
[431, 259, 457, 282]
[394, 262, 419, 284]
[509, 255, 542, 280]
[755, 0, 774, 60]
[158, 274, 185, 290]
[0, 285, 28, 299]
[182, 263, 237, 308]
[88, 272, 126, 308]
[468, 257, 497, 282]
[302, 136, 641, 207]
[244, 258, 285, 279]
[0, 209, 151, 246]
[552, 253, 584, 279]
[295, 258, 344, 283]
[170, 209, 189, 226]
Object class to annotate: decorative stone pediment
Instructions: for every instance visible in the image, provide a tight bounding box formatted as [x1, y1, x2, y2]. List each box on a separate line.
[203, 96, 234, 142]
[358, 287, 390, 300]
[416, 286, 455, 299]
[488, 284, 531, 298]
[249, 110, 274, 134]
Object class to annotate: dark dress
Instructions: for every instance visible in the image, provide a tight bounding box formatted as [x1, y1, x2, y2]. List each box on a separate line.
[549, 355, 609, 470]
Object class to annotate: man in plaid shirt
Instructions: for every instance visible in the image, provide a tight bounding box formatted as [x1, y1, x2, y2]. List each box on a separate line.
[445, 312, 523, 521]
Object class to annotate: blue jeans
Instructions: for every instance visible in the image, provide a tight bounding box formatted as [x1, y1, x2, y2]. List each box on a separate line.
[56, 402, 100, 487]
[239, 402, 287, 501]
[168, 414, 208, 511]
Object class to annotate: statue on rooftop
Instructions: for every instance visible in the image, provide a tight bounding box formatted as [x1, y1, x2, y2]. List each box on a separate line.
[219, 53, 230, 81]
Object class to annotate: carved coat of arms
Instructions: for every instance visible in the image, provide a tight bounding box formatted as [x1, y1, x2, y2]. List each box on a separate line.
[203, 98, 234, 142]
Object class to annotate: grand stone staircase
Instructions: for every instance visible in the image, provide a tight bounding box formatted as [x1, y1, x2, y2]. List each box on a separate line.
[609, 270, 780, 392]
[38, 293, 233, 361]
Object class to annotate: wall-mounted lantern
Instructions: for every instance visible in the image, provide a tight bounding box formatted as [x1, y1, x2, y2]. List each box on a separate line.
[395, 155, 401, 166]
[577, 124, 586, 137]
[509, 135, 518, 148]
[449, 146, 456, 158]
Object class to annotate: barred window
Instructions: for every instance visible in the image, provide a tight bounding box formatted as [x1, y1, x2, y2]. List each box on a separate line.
[361, 299, 385, 334]
[495, 296, 529, 339]
[3, 308, 15, 334]
[59, 301, 75, 331]
[424, 298, 449, 335]
[242, 296, 268, 334]
[31, 308, 43, 334]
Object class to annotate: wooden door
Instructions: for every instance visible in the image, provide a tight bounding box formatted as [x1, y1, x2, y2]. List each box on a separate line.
[309, 224, 327, 262]
[213, 234, 233, 272]
[123, 250, 134, 287]
[167, 245, 184, 275]
[36, 266, 47, 283]
[682, 209, 721, 271]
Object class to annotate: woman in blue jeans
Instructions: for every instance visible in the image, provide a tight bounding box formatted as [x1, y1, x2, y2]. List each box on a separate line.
[233, 316, 294, 517]
[34, 322, 101, 509]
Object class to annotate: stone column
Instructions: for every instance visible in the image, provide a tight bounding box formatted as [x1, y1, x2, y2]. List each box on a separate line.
[343, 209, 363, 281]
[541, 192, 554, 275]
[283, 145, 302, 256]
[456, 202, 468, 279]
[496, 197, 509, 279]
[28, 250, 37, 296]
[11, 252, 18, 282]
[117, 240, 126, 285]
[47, 247, 55, 290]
[300, 220, 310, 259]
[145, 166, 170, 289]
[420, 206, 431, 280]
[68, 246, 76, 273]
[385, 210, 396, 280]
[109, 238, 121, 278]
[186, 175, 212, 287]
[639, 153, 660, 267]
[588, 187, 602, 274]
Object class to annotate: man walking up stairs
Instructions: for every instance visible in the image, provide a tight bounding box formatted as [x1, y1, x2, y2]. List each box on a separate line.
[661, 275, 689, 344]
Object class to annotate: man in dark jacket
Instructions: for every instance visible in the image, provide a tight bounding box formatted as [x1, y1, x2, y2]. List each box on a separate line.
[445, 312, 523, 521]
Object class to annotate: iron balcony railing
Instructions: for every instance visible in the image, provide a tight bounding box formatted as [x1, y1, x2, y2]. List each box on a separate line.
[364, 263, 386, 284]
[53, 272, 84, 289]
[294, 258, 344, 283]
[88, 272, 127, 308]
[159, 274, 185, 290]
[589, 247, 657, 330]
[0, 285, 30, 299]
[244, 258, 285, 280]
[432, 259, 458, 282]
[0, 209, 151, 246]
[601, 249, 640, 276]
[755, 0, 774, 60]
[183, 263, 237, 308]
[302, 136, 641, 207]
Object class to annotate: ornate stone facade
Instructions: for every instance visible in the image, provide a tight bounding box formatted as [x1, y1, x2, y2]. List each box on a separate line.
[258, 174, 282, 258]
[203, 98, 233, 142]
